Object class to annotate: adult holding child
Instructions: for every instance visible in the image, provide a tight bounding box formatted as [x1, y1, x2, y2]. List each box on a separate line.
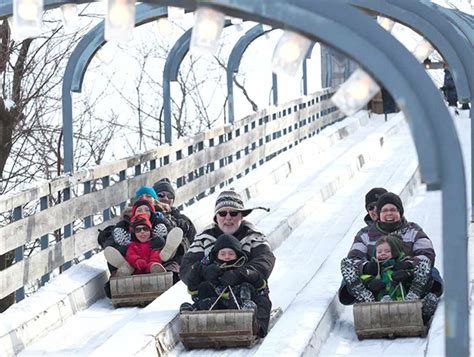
[180, 189, 274, 338]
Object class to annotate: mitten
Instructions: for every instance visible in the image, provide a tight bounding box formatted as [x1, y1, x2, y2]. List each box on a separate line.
[186, 262, 203, 290]
[219, 270, 243, 287]
[367, 278, 386, 293]
[391, 270, 413, 283]
[362, 261, 380, 276]
[202, 264, 221, 283]
[393, 260, 413, 271]
[238, 267, 260, 284]
[135, 259, 147, 271]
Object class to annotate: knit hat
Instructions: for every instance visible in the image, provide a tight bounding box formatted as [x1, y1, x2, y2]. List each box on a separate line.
[130, 213, 152, 232]
[153, 178, 175, 199]
[131, 200, 156, 217]
[376, 234, 404, 259]
[376, 192, 404, 217]
[210, 234, 245, 262]
[214, 190, 252, 217]
[135, 186, 158, 200]
[365, 187, 387, 209]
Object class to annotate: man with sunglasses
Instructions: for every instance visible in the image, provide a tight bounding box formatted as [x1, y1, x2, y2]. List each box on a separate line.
[180, 189, 274, 338]
[153, 178, 196, 282]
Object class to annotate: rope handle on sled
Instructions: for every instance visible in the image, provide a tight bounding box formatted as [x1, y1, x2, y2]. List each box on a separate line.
[208, 286, 241, 311]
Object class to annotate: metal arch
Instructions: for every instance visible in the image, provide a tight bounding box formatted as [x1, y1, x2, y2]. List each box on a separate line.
[199, 0, 468, 355]
[62, 4, 171, 174]
[162, 19, 231, 143]
[432, 4, 474, 47]
[342, 0, 471, 103]
[227, 24, 272, 123]
[0, 0, 91, 19]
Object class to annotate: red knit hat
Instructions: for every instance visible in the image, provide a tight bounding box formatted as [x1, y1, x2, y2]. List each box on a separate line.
[130, 213, 152, 232]
[131, 200, 155, 217]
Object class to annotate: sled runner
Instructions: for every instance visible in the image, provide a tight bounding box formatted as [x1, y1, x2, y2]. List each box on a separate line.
[353, 300, 427, 339]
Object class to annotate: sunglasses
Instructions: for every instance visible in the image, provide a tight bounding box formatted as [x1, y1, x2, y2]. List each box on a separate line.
[134, 226, 150, 233]
[217, 210, 240, 218]
[366, 203, 377, 211]
[157, 192, 174, 200]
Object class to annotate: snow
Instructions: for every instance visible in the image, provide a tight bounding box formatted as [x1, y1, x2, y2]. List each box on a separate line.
[12, 108, 471, 357]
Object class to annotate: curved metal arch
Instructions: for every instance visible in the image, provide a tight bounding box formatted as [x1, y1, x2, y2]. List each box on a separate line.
[162, 19, 231, 143]
[62, 4, 171, 174]
[343, 0, 472, 103]
[432, 3, 474, 47]
[227, 24, 272, 123]
[199, 1, 467, 355]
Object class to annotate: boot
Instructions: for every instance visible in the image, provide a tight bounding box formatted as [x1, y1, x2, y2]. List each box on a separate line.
[421, 292, 439, 324]
[405, 259, 431, 301]
[161, 227, 183, 262]
[150, 263, 166, 274]
[104, 247, 134, 276]
[197, 297, 215, 311]
[380, 294, 392, 302]
[179, 302, 196, 313]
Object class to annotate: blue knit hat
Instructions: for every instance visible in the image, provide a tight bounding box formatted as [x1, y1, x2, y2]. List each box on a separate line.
[135, 186, 158, 200]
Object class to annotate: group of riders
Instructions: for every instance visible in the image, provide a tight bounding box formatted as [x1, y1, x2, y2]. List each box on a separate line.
[99, 180, 442, 340]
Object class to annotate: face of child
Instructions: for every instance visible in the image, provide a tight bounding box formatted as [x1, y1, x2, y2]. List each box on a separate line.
[376, 242, 392, 261]
[135, 205, 151, 217]
[138, 193, 155, 204]
[217, 248, 237, 262]
[134, 225, 151, 242]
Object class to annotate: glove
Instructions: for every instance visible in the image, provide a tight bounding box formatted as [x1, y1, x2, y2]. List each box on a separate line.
[393, 260, 413, 271]
[219, 270, 243, 287]
[239, 267, 260, 284]
[367, 278, 386, 293]
[391, 270, 413, 283]
[362, 261, 380, 276]
[135, 259, 147, 271]
[202, 264, 222, 283]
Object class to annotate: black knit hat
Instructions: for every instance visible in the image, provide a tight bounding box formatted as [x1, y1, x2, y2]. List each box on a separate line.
[210, 234, 245, 262]
[376, 192, 404, 217]
[365, 187, 388, 209]
[153, 178, 175, 199]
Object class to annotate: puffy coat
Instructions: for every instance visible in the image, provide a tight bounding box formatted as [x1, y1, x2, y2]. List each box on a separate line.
[126, 240, 162, 274]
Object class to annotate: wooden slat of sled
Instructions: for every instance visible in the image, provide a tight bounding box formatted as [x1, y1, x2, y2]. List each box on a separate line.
[110, 273, 173, 307]
[353, 300, 426, 339]
[180, 310, 256, 349]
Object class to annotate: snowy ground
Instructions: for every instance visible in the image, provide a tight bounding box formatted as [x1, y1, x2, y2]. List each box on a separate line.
[16, 110, 472, 356]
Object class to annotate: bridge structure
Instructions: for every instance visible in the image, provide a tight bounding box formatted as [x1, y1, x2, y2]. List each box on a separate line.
[0, 1, 473, 356]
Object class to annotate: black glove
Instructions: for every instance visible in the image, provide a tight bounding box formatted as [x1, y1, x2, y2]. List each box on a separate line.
[186, 262, 203, 289]
[367, 278, 386, 293]
[201, 264, 221, 283]
[363, 261, 380, 276]
[238, 267, 261, 284]
[391, 270, 413, 284]
[393, 260, 413, 271]
[219, 270, 243, 287]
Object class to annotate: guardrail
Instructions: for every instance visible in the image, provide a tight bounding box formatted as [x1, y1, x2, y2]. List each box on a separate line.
[0, 88, 343, 303]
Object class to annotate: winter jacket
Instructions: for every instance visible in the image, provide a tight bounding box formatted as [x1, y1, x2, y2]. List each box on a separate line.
[441, 69, 458, 105]
[361, 254, 412, 301]
[180, 221, 275, 288]
[126, 240, 162, 274]
[347, 217, 435, 274]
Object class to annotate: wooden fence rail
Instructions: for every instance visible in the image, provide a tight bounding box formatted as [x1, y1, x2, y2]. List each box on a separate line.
[0, 88, 343, 301]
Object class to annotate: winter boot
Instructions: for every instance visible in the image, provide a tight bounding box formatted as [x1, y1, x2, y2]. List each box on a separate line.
[421, 292, 439, 324]
[160, 227, 183, 262]
[380, 294, 393, 302]
[104, 247, 134, 276]
[341, 258, 375, 303]
[239, 282, 257, 311]
[150, 263, 166, 274]
[405, 259, 431, 301]
[179, 302, 196, 313]
[197, 297, 216, 311]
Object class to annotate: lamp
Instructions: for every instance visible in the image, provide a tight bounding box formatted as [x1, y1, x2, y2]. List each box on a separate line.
[377, 16, 395, 33]
[272, 30, 312, 76]
[168, 6, 185, 21]
[12, 0, 43, 40]
[61, 4, 79, 31]
[105, 0, 136, 43]
[413, 39, 434, 62]
[190, 7, 225, 55]
[331, 68, 380, 116]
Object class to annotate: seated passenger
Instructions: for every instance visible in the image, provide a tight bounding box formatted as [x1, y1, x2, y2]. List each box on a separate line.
[179, 189, 273, 338]
[181, 233, 265, 311]
[340, 192, 441, 322]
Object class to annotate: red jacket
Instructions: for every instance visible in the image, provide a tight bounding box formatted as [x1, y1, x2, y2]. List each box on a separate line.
[126, 241, 162, 274]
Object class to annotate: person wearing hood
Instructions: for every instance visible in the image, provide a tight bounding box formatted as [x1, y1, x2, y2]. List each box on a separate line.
[181, 234, 266, 312]
[180, 189, 274, 337]
[339, 192, 442, 323]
